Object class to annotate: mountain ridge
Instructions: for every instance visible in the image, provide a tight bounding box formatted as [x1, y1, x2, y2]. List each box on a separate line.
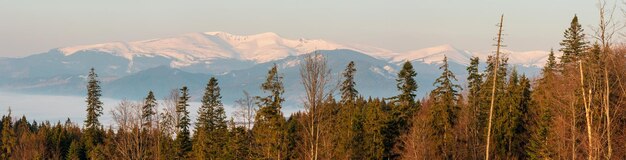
[52, 31, 552, 68]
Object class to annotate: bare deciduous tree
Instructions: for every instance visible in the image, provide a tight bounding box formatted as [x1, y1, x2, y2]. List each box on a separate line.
[299, 52, 337, 160]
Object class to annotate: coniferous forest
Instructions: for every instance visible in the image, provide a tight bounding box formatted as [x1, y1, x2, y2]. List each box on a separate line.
[4, 8, 626, 160]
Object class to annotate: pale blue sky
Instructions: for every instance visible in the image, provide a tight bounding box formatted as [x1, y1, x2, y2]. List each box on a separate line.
[0, 0, 611, 57]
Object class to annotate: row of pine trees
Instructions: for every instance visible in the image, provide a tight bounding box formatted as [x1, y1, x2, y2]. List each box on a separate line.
[2, 12, 626, 159]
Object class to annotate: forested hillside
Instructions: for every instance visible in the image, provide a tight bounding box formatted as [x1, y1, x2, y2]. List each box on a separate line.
[2, 7, 626, 160]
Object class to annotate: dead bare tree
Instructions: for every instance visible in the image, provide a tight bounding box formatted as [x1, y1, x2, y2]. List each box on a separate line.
[233, 90, 256, 130]
[485, 14, 504, 160]
[299, 52, 337, 160]
[110, 100, 149, 159]
[593, 0, 621, 158]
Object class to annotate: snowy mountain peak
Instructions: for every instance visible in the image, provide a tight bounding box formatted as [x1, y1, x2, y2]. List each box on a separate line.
[52, 32, 551, 69]
[392, 44, 472, 65]
[55, 31, 396, 67]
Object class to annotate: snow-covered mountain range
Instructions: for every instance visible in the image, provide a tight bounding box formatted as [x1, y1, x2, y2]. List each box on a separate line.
[0, 32, 552, 108]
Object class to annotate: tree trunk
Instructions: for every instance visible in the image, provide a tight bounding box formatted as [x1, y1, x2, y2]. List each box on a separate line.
[485, 14, 504, 160]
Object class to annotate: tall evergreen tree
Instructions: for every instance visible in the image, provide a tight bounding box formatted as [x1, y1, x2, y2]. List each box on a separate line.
[174, 86, 192, 159]
[395, 61, 419, 107]
[492, 69, 530, 159]
[340, 61, 358, 104]
[466, 56, 483, 159]
[363, 98, 388, 159]
[526, 52, 557, 159]
[336, 61, 359, 159]
[559, 15, 588, 64]
[545, 49, 557, 73]
[83, 68, 104, 154]
[387, 61, 420, 158]
[142, 91, 157, 129]
[1, 110, 16, 159]
[252, 65, 287, 159]
[194, 77, 228, 159]
[526, 98, 553, 159]
[84, 68, 103, 129]
[428, 56, 461, 159]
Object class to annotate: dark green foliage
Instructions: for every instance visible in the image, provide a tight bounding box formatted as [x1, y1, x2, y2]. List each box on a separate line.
[395, 61, 419, 107]
[385, 61, 420, 158]
[340, 61, 358, 104]
[285, 113, 303, 160]
[466, 56, 483, 159]
[142, 91, 157, 129]
[526, 100, 553, 159]
[364, 98, 388, 159]
[492, 70, 531, 159]
[559, 15, 588, 64]
[83, 68, 104, 155]
[84, 68, 103, 129]
[428, 57, 461, 159]
[252, 65, 287, 159]
[66, 140, 86, 160]
[193, 77, 228, 159]
[174, 86, 192, 159]
[544, 49, 557, 73]
[225, 119, 251, 160]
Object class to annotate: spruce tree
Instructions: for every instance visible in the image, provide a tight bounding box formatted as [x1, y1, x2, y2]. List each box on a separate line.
[174, 86, 192, 159]
[493, 69, 530, 159]
[337, 61, 359, 158]
[428, 56, 461, 159]
[142, 91, 157, 129]
[559, 15, 588, 64]
[466, 56, 483, 159]
[84, 68, 103, 153]
[1, 110, 16, 159]
[226, 118, 250, 159]
[387, 61, 419, 158]
[194, 77, 228, 159]
[85, 68, 103, 129]
[395, 61, 418, 107]
[363, 98, 387, 159]
[252, 64, 287, 159]
[545, 49, 557, 73]
[340, 61, 358, 104]
[66, 140, 86, 160]
[526, 96, 553, 159]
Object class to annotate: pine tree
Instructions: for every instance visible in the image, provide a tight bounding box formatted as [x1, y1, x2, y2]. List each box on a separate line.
[387, 61, 419, 158]
[1, 110, 16, 159]
[395, 61, 419, 107]
[526, 98, 553, 159]
[492, 69, 530, 159]
[84, 68, 103, 129]
[559, 15, 588, 64]
[66, 140, 85, 160]
[428, 56, 461, 159]
[83, 68, 104, 154]
[337, 61, 359, 159]
[252, 65, 287, 159]
[363, 98, 387, 159]
[174, 86, 192, 159]
[142, 91, 157, 129]
[285, 113, 303, 160]
[194, 77, 228, 159]
[526, 52, 557, 159]
[545, 49, 557, 74]
[466, 56, 483, 159]
[340, 61, 358, 104]
[226, 119, 250, 159]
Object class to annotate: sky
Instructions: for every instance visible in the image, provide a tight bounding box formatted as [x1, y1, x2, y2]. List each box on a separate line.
[0, 0, 613, 57]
